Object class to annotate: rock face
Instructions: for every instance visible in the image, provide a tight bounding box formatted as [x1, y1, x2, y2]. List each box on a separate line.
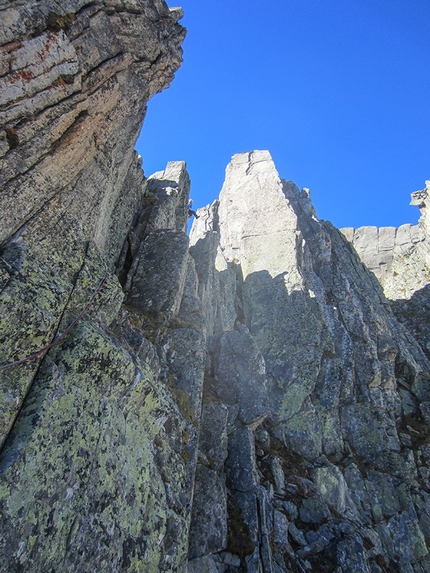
[1, 3, 430, 573]
[188, 151, 430, 573]
[341, 181, 430, 361]
[0, 2, 207, 572]
[0, 0, 186, 450]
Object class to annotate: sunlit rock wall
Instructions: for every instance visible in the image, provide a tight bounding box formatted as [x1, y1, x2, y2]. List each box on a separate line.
[342, 180, 430, 363]
[2, 1, 430, 571]
[188, 151, 430, 573]
[0, 2, 207, 572]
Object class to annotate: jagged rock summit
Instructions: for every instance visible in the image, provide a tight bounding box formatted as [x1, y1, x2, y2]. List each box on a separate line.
[1, 2, 430, 572]
[188, 151, 430, 573]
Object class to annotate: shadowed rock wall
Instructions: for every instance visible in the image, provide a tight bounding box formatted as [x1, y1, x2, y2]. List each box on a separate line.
[188, 151, 430, 573]
[2, 2, 430, 572]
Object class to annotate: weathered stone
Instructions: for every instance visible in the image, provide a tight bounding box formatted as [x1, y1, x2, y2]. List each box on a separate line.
[3, 5, 430, 567]
[129, 229, 190, 320]
[0, 321, 187, 571]
[387, 509, 428, 565]
[212, 324, 270, 426]
[0, 1, 185, 253]
[188, 403, 229, 560]
[341, 182, 430, 362]
[146, 161, 190, 233]
[312, 465, 349, 515]
[187, 555, 221, 573]
[189, 151, 430, 572]
[282, 400, 323, 460]
[288, 522, 307, 546]
[188, 465, 227, 559]
[336, 534, 371, 573]
[270, 456, 285, 494]
[304, 523, 337, 553]
[282, 501, 299, 521]
[0, 0, 186, 454]
[198, 402, 229, 471]
[299, 494, 331, 524]
[226, 425, 259, 493]
[273, 510, 291, 552]
[0, 5, 208, 570]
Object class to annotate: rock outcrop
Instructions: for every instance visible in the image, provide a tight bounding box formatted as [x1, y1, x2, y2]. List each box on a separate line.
[0, 0, 186, 450]
[1, 2, 430, 573]
[0, 2, 206, 572]
[188, 151, 430, 573]
[341, 181, 430, 362]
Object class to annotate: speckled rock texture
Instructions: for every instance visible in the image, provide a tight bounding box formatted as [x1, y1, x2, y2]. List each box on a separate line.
[188, 151, 430, 573]
[2, 2, 430, 571]
[0, 0, 186, 448]
[0, 2, 207, 572]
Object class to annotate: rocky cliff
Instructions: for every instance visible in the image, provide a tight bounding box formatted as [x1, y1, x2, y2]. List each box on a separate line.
[1, 3, 430, 573]
[187, 151, 430, 573]
[0, 2, 203, 571]
[341, 183, 430, 366]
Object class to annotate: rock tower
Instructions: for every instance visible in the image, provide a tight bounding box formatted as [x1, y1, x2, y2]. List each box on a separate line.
[1, 2, 430, 572]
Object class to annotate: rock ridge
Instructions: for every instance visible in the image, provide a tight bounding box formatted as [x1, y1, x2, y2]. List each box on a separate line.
[1, 3, 430, 572]
[187, 151, 430, 573]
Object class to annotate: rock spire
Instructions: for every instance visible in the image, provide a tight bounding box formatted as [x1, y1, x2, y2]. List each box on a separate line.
[1, 2, 430, 571]
[188, 151, 430, 573]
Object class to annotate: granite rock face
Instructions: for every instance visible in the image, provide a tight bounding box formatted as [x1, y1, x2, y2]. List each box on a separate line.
[188, 151, 430, 573]
[342, 180, 430, 361]
[0, 155, 206, 571]
[0, 3, 207, 572]
[2, 2, 430, 571]
[0, 0, 186, 449]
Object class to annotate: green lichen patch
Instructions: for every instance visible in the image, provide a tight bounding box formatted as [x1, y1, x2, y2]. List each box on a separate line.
[0, 320, 189, 572]
[0, 242, 84, 447]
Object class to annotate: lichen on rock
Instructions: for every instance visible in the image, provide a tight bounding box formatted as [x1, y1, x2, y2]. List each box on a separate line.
[188, 151, 430, 573]
[0, 2, 204, 572]
[2, 1, 430, 571]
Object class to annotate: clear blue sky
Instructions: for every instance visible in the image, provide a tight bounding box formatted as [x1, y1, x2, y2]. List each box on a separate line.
[135, 0, 430, 229]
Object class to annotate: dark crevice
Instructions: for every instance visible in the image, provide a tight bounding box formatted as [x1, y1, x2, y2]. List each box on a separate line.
[104, 6, 144, 16]
[233, 262, 245, 327]
[226, 493, 254, 561]
[116, 195, 158, 293]
[5, 127, 19, 149]
[81, 51, 125, 83]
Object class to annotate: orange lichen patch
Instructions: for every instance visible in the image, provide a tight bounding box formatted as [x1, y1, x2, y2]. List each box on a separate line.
[14, 69, 35, 82]
[52, 74, 76, 88]
[52, 76, 67, 88]
[35, 31, 61, 61]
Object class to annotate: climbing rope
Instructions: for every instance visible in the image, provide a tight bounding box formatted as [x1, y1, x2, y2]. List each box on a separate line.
[0, 270, 108, 371]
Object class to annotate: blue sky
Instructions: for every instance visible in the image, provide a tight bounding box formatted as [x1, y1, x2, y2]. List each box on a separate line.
[135, 0, 430, 229]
